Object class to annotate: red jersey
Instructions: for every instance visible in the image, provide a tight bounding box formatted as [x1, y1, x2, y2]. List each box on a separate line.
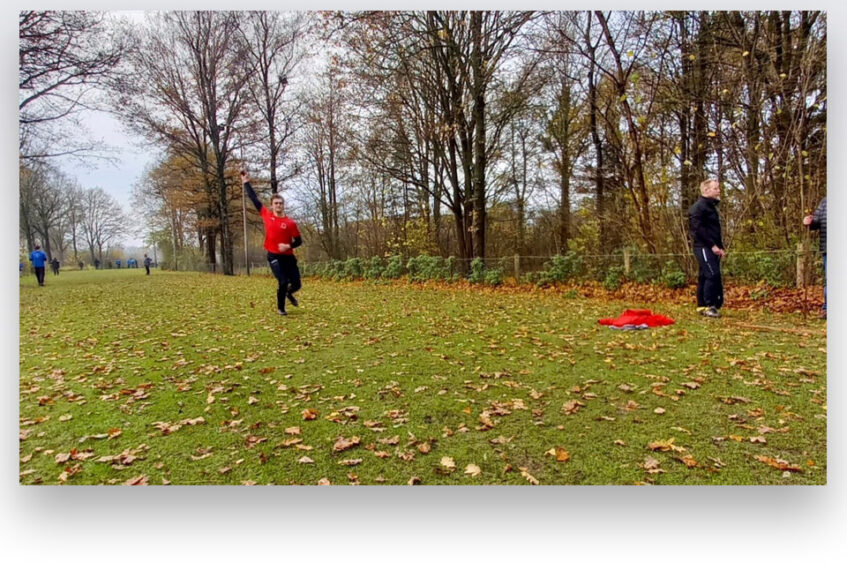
[260, 207, 300, 255]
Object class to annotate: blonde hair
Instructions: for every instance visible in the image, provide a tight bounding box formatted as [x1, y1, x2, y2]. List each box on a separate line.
[699, 179, 718, 195]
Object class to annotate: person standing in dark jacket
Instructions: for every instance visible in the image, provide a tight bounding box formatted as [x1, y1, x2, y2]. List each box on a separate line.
[240, 169, 303, 316]
[803, 196, 827, 319]
[689, 179, 726, 318]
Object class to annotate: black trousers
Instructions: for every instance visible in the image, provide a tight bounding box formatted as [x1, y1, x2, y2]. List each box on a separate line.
[694, 246, 723, 309]
[267, 252, 301, 311]
[34, 267, 45, 286]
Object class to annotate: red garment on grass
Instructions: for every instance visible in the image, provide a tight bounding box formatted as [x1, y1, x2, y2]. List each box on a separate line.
[597, 309, 675, 327]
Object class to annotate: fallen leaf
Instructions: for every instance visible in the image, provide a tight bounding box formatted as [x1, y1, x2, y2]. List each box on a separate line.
[678, 455, 698, 468]
[653, 407, 666, 415]
[622, 400, 640, 411]
[754, 455, 803, 472]
[545, 447, 571, 462]
[302, 409, 319, 421]
[285, 426, 301, 435]
[332, 436, 360, 452]
[123, 474, 149, 486]
[643, 457, 664, 474]
[317, 478, 331, 485]
[298, 456, 314, 464]
[648, 438, 684, 452]
[518, 467, 539, 485]
[278, 438, 302, 448]
[562, 400, 584, 415]
[440, 457, 456, 471]
[338, 458, 362, 466]
[248, 396, 259, 405]
[464, 464, 482, 476]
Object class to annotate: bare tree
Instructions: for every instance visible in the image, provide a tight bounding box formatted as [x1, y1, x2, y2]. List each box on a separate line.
[116, 12, 253, 275]
[80, 187, 125, 264]
[19, 11, 124, 161]
[238, 12, 306, 193]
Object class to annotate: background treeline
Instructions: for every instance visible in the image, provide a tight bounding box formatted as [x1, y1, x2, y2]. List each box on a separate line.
[19, 11, 826, 285]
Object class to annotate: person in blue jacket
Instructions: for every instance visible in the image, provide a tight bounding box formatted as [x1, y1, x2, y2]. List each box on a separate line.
[29, 245, 47, 286]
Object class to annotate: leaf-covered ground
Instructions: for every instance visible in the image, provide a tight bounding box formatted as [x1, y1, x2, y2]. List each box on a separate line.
[19, 270, 826, 485]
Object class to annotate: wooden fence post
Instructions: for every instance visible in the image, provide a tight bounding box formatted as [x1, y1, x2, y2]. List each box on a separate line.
[514, 254, 521, 282]
[623, 248, 631, 277]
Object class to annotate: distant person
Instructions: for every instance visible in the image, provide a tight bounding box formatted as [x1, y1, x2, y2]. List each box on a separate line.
[29, 245, 47, 286]
[94, 258, 100, 270]
[116, 259, 121, 269]
[19, 262, 23, 276]
[803, 196, 827, 319]
[51, 258, 60, 275]
[240, 169, 302, 316]
[689, 178, 725, 318]
[144, 254, 152, 275]
[78, 261, 84, 270]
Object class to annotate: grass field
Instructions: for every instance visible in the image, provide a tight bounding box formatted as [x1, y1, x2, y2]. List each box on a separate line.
[19, 269, 827, 485]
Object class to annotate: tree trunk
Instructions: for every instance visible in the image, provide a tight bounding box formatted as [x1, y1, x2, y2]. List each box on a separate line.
[470, 11, 486, 261]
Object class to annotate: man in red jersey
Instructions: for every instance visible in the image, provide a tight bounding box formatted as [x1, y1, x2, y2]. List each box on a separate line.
[240, 169, 303, 316]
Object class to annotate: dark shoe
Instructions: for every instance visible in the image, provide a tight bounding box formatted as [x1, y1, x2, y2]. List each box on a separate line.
[701, 306, 720, 318]
[277, 309, 287, 316]
[287, 292, 298, 307]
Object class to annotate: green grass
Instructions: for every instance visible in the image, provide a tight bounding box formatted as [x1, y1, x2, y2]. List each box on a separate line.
[19, 269, 827, 485]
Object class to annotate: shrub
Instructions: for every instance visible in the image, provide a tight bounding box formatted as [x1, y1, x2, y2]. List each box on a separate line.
[623, 248, 660, 283]
[469, 258, 485, 284]
[364, 256, 384, 279]
[343, 257, 363, 280]
[384, 255, 405, 279]
[484, 268, 503, 286]
[604, 266, 623, 291]
[545, 251, 584, 283]
[661, 261, 687, 289]
[328, 259, 346, 281]
[445, 256, 459, 281]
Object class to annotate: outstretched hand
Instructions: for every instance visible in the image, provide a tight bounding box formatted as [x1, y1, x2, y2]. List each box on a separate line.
[240, 169, 249, 183]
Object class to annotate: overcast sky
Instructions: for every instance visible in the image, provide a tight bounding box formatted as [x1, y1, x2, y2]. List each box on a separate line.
[55, 109, 156, 248]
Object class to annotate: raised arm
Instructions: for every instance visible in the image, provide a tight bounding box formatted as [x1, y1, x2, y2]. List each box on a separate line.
[240, 170, 262, 212]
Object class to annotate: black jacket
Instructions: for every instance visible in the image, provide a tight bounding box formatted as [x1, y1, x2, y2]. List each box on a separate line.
[808, 197, 826, 255]
[688, 196, 723, 249]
